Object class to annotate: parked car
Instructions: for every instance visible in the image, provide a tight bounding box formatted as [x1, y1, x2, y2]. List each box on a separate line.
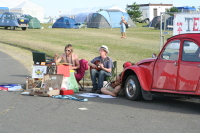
[0, 12, 29, 30]
[121, 33, 200, 101]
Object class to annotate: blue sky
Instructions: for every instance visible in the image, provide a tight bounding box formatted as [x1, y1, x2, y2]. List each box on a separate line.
[29, 0, 199, 17]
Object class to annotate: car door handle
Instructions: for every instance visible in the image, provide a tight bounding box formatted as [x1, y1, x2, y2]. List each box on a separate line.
[174, 62, 178, 66]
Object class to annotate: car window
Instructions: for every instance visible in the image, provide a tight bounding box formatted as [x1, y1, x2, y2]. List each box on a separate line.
[16, 14, 23, 18]
[1, 14, 6, 19]
[182, 41, 200, 62]
[160, 40, 180, 60]
[11, 15, 15, 19]
[7, 14, 11, 19]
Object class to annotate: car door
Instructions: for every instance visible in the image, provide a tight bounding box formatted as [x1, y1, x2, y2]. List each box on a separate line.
[177, 40, 200, 92]
[152, 40, 180, 90]
[6, 14, 11, 26]
[0, 13, 7, 26]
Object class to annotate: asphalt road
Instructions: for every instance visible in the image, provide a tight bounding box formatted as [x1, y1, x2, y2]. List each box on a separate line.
[0, 51, 29, 85]
[0, 51, 200, 133]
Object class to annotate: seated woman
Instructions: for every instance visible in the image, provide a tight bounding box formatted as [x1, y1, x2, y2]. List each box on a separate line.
[54, 44, 80, 70]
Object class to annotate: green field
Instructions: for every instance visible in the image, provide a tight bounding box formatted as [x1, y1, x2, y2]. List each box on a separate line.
[0, 23, 166, 73]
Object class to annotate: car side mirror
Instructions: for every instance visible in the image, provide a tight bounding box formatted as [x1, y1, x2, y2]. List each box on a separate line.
[152, 53, 157, 58]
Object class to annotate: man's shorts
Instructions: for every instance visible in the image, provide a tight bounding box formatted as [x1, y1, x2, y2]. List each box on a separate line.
[106, 84, 115, 92]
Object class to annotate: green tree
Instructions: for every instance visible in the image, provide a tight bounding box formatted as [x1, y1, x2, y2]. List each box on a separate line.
[166, 7, 179, 16]
[166, 7, 179, 12]
[126, 2, 142, 22]
[96, 9, 103, 12]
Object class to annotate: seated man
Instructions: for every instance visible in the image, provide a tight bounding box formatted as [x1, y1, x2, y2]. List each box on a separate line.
[88, 45, 114, 93]
[101, 62, 133, 97]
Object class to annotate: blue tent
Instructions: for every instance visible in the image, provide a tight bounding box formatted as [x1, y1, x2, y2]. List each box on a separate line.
[52, 17, 79, 29]
[0, 7, 9, 17]
[87, 9, 136, 28]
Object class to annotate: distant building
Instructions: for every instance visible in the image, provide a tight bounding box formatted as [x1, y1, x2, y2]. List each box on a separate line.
[127, 3, 173, 22]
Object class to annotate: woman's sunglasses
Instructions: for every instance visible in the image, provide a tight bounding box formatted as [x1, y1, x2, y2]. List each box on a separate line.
[64, 49, 71, 52]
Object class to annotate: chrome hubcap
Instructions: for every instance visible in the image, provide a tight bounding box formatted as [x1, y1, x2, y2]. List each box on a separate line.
[126, 79, 136, 97]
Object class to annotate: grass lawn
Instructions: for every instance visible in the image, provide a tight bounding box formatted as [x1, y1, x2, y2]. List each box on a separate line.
[0, 23, 170, 74]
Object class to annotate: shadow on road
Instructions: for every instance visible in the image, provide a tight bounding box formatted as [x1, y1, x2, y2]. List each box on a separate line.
[80, 91, 200, 115]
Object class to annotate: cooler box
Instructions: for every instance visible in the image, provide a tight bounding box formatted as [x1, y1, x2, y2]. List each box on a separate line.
[60, 90, 74, 95]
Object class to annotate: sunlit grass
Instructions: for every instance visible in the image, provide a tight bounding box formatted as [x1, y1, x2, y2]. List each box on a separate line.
[0, 23, 171, 73]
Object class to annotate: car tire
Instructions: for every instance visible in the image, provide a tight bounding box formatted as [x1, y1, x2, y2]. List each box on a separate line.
[10, 26, 16, 30]
[22, 27, 26, 30]
[125, 75, 142, 101]
[4, 27, 8, 29]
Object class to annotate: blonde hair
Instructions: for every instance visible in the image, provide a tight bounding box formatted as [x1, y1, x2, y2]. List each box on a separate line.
[65, 44, 73, 52]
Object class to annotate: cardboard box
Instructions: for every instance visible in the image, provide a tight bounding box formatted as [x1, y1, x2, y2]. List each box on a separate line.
[57, 65, 70, 77]
[30, 88, 60, 97]
[30, 74, 63, 97]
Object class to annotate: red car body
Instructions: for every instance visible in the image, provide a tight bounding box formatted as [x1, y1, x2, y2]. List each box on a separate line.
[121, 33, 200, 100]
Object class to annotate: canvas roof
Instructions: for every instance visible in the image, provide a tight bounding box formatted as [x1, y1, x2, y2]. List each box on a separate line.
[61, 6, 126, 16]
[87, 10, 136, 28]
[11, 0, 43, 10]
[0, 0, 11, 7]
[0, 0, 25, 7]
[10, 0, 44, 23]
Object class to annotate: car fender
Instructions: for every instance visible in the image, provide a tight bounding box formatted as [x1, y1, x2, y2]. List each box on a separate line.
[121, 66, 150, 91]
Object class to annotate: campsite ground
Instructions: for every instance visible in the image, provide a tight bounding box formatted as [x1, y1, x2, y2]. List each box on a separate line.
[0, 23, 166, 76]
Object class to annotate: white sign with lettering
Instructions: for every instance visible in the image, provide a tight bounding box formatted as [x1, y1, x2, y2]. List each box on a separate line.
[173, 13, 200, 36]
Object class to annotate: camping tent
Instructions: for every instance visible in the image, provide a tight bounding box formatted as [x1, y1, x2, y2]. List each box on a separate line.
[0, 7, 9, 16]
[143, 14, 171, 28]
[52, 17, 79, 29]
[9, 0, 44, 23]
[60, 6, 126, 18]
[74, 12, 94, 23]
[0, 1, 10, 16]
[0, 0, 25, 7]
[87, 9, 136, 28]
[25, 15, 41, 29]
[143, 16, 160, 27]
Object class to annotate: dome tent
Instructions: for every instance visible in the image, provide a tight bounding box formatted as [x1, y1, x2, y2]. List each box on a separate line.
[25, 15, 41, 29]
[52, 17, 79, 29]
[61, 6, 126, 24]
[87, 9, 136, 28]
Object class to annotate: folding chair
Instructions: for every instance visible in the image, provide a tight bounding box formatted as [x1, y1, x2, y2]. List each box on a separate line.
[75, 59, 88, 91]
[104, 61, 117, 86]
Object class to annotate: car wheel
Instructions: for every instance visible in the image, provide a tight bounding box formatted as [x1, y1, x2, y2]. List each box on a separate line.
[4, 27, 8, 29]
[22, 27, 26, 30]
[125, 75, 142, 101]
[10, 26, 16, 30]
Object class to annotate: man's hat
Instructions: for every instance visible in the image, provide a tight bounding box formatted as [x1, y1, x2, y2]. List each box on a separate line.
[98, 45, 109, 53]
